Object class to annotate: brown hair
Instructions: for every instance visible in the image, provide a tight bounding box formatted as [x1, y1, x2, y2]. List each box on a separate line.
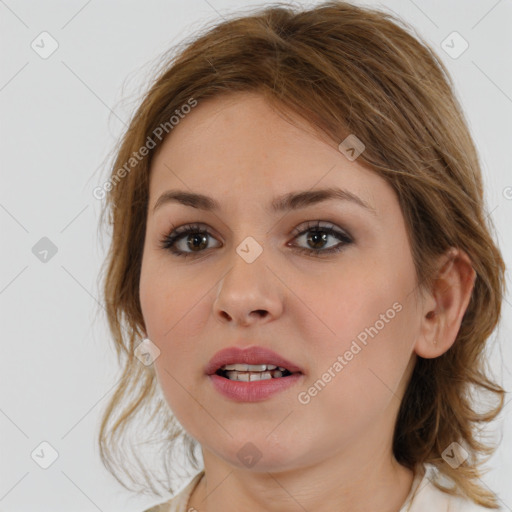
[96, 0, 506, 506]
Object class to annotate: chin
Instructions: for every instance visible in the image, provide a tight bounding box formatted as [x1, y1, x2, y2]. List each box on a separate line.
[212, 436, 300, 472]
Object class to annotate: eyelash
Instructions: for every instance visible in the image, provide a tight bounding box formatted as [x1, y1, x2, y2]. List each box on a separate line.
[158, 221, 353, 259]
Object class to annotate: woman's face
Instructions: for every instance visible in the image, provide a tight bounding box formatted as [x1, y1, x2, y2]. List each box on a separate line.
[139, 91, 423, 472]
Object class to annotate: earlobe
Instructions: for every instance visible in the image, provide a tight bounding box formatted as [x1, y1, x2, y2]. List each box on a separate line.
[414, 248, 476, 359]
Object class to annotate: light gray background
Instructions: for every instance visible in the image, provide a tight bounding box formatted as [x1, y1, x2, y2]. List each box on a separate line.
[1, 1, 511, 511]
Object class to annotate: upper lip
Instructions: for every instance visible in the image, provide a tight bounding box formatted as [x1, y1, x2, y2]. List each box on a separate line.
[205, 345, 304, 375]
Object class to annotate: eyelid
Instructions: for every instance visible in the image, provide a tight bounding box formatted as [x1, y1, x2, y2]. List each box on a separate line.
[159, 219, 354, 258]
[163, 219, 352, 243]
[290, 220, 352, 239]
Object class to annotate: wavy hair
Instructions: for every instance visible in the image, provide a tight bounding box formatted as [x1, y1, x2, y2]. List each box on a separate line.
[96, 1, 506, 506]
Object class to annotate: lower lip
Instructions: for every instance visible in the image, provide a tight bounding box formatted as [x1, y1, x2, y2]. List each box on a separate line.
[208, 373, 304, 402]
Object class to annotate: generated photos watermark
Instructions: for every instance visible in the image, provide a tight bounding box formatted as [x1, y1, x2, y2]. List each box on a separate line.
[93, 97, 198, 200]
[297, 301, 403, 404]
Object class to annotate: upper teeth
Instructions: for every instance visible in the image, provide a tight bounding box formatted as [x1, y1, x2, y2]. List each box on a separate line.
[221, 363, 284, 372]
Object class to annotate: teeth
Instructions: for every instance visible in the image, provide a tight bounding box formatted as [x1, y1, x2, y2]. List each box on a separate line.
[218, 363, 295, 381]
[222, 363, 279, 371]
[224, 370, 284, 381]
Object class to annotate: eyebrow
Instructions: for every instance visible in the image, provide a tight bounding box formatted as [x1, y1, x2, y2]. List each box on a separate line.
[152, 186, 377, 216]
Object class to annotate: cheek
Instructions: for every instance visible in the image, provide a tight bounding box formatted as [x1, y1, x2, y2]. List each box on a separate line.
[139, 264, 207, 432]
[140, 253, 205, 343]
[292, 253, 417, 392]
[289, 257, 406, 345]
[292, 286, 416, 446]
[139, 257, 210, 387]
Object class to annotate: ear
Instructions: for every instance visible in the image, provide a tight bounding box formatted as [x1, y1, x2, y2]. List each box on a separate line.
[414, 247, 476, 359]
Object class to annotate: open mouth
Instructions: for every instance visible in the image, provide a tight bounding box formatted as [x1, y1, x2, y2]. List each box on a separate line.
[209, 361, 304, 401]
[215, 364, 298, 382]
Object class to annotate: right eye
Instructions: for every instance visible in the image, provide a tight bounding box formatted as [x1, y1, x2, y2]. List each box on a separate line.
[159, 223, 221, 258]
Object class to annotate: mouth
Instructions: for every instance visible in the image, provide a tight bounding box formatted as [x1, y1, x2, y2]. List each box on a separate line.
[205, 345, 305, 378]
[209, 362, 304, 402]
[214, 363, 300, 382]
[205, 345, 305, 401]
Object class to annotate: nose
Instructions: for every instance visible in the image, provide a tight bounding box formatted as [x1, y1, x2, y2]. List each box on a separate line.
[212, 245, 284, 327]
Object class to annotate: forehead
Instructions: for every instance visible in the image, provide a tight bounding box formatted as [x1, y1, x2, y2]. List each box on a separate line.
[148, 92, 396, 217]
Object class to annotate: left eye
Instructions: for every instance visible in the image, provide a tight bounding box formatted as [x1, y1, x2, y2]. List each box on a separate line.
[289, 221, 353, 256]
[159, 221, 353, 258]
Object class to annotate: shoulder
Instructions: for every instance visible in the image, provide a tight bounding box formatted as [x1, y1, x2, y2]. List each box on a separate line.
[409, 464, 501, 512]
[141, 503, 170, 512]
[141, 470, 205, 512]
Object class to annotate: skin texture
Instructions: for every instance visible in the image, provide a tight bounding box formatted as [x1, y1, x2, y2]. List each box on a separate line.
[139, 91, 476, 512]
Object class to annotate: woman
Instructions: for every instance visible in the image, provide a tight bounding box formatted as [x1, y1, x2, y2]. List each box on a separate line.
[96, 2, 506, 510]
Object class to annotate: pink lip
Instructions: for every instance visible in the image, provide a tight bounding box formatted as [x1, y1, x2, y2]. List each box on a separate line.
[209, 372, 304, 402]
[204, 345, 304, 376]
[205, 345, 305, 403]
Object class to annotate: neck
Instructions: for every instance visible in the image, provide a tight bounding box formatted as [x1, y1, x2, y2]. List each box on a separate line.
[188, 452, 416, 512]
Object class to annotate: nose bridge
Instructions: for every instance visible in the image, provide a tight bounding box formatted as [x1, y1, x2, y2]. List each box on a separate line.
[213, 234, 283, 324]
[221, 235, 270, 297]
